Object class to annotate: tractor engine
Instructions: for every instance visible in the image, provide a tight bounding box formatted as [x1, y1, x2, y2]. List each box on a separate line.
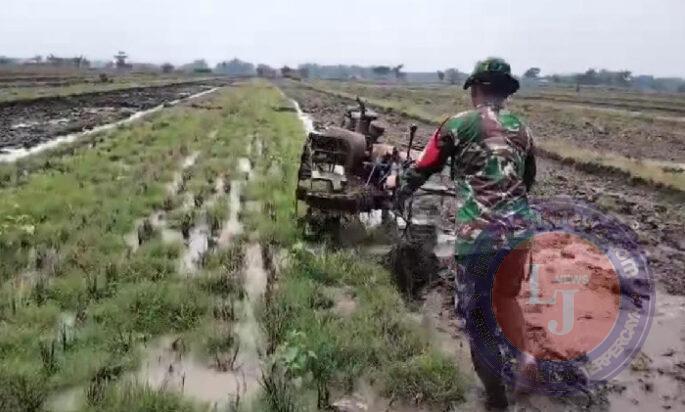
[296, 98, 402, 213]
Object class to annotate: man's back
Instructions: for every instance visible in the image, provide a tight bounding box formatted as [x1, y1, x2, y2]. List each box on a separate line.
[413, 104, 536, 255]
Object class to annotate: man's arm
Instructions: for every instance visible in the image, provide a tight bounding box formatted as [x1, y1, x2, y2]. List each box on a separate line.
[397, 120, 456, 198]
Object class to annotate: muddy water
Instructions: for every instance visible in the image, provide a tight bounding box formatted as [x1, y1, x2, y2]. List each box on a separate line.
[0, 88, 219, 163]
[133, 336, 257, 409]
[218, 179, 243, 247]
[181, 219, 211, 275]
[237, 157, 253, 180]
[167, 152, 199, 195]
[46, 386, 84, 412]
[236, 243, 268, 358]
[608, 291, 685, 411]
[218, 157, 253, 248]
[290, 98, 315, 134]
[124, 211, 180, 252]
[180, 177, 226, 275]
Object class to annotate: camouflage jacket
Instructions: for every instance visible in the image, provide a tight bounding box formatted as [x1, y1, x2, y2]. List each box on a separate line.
[399, 103, 536, 255]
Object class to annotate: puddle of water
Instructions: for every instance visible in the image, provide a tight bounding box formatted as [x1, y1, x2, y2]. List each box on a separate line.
[181, 219, 210, 275]
[359, 210, 383, 229]
[434, 233, 456, 260]
[218, 180, 243, 247]
[46, 386, 84, 412]
[0, 88, 219, 163]
[236, 243, 268, 353]
[329, 287, 358, 317]
[182, 152, 199, 169]
[134, 336, 259, 409]
[290, 99, 315, 134]
[124, 211, 180, 252]
[607, 290, 685, 411]
[254, 139, 263, 157]
[237, 157, 253, 180]
[167, 152, 199, 195]
[10, 120, 41, 130]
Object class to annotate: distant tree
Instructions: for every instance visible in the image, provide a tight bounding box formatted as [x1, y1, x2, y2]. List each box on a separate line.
[444, 68, 463, 85]
[437, 71, 445, 82]
[372, 66, 392, 76]
[578, 68, 598, 85]
[256, 64, 277, 78]
[74, 56, 90, 69]
[524, 67, 541, 79]
[214, 58, 254, 76]
[616, 70, 632, 87]
[392, 64, 405, 80]
[161, 63, 175, 73]
[281, 66, 293, 77]
[189, 59, 209, 70]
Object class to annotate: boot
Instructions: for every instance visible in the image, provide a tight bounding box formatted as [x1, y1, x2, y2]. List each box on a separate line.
[471, 347, 509, 410]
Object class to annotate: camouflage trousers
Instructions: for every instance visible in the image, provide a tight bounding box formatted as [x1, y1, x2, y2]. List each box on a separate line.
[454, 247, 530, 394]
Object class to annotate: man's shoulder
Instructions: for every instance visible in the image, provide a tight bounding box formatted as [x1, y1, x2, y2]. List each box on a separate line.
[498, 110, 528, 132]
[442, 110, 480, 133]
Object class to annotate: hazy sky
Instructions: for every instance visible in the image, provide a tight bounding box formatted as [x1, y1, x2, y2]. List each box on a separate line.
[2, 0, 684, 77]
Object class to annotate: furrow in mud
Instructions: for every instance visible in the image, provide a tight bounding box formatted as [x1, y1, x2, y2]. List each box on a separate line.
[0, 82, 224, 158]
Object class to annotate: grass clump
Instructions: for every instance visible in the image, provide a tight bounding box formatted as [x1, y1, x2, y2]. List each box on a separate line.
[263, 247, 466, 408]
[384, 352, 467, 405]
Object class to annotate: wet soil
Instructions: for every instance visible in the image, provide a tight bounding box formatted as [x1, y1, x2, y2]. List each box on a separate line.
[526, 105, 685, 164]
[0, 82, 222, 151]
[282, 83, 685, 411]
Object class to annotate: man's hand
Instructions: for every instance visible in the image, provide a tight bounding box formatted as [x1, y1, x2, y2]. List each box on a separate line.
[393, 186, 410, 217]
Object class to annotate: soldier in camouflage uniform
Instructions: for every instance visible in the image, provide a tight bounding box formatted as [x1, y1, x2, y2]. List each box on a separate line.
[397, 57, 536, 409]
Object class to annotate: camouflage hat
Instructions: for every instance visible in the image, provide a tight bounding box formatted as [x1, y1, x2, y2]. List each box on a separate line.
[464, 57, 520, 95]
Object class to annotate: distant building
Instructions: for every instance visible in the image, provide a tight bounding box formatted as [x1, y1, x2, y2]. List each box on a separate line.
[114, 51, 132, 71]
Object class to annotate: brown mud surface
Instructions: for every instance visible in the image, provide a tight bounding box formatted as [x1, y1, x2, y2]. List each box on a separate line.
[0, 81, 223, 151]
[283, 83, 685, 411]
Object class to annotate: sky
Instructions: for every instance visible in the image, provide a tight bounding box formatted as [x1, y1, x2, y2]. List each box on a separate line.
[2, 0, 684, 77]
